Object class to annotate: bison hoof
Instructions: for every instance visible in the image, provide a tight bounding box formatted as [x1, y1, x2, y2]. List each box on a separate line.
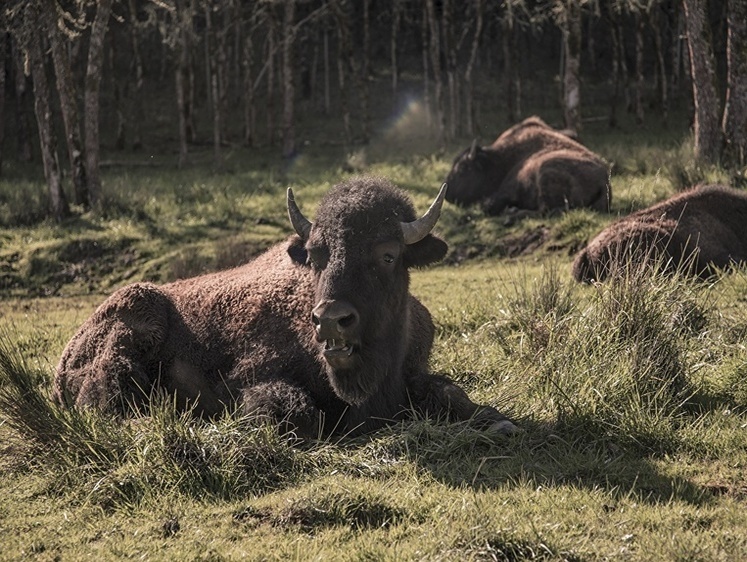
[487, 419, 521, 435]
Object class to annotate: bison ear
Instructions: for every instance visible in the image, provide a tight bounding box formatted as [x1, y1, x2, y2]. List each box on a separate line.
[287, 236, 309, 266]
[403, 234, 448, 268]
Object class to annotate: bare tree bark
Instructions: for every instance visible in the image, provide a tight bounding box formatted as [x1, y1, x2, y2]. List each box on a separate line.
[330, 0, 352, 145]
[84, 0, 113, 211]
[721, 0, 747, 167]
[323, 25, 330, 115]
[13, 42, 33, 162]
[609, 20, 621, 127]
[420, 7, 431, 127]
[242, 10, 256, 147]
[650, 5, 669, 123]
[682, 0, 721, 163]
[26, 13, 69, 221]
[44, 1, 87, 207]
[442, 0, 457, 140]
[425, 0, 445, 147]
[361, 0, 371, 142]
[204, 0, 226, 169]
[281, 0, 296, 159]
[390, 0, 401, 100]
[127, 0, 145, 150]
[174, 0, 192, 168]
[0, 32, 6, 177]
[634, 11, 645, 126]
[464, 0, 484, 136]
[502, 2, 520, 124]
[559, 0, 582, 133]
[265, 6, 277, 146]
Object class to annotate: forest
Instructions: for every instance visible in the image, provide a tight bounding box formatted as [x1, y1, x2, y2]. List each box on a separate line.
[0, 0, 744, 221]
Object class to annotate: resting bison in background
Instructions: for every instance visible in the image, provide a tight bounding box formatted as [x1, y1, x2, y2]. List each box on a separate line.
[54, 176, 516, 437]
[445, 116, 611, 216]
[573, 184, 747, 283]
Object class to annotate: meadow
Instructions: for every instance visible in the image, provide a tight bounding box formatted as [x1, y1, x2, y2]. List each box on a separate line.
[1, 105, 747, 560]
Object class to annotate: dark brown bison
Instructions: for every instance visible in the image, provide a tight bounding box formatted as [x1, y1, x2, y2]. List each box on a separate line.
[54, 176, 516, 437]
[445, 116, 611, 216]
[573, 184, 747, 283]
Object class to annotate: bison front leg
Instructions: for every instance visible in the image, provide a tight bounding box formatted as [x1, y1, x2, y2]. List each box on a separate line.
[417, 374, 518, 434]
[240, 381, 323, 439]
[54, 283, 172, 414]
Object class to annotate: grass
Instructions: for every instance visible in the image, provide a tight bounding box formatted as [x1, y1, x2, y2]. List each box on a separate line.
[2, 104, 747, 559]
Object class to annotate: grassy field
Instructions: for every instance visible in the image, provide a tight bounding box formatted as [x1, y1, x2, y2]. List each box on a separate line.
[2, 109, 747, 561]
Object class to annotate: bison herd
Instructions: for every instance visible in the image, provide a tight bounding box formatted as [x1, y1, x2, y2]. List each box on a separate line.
[53, 116, 747, 438]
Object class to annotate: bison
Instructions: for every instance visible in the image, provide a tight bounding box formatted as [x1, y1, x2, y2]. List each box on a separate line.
[572, 184, 747, 283]
[444, 116, 611, 216]
[54, 176, 516, 437]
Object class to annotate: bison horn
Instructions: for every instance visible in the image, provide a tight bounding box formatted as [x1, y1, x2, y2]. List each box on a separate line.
[468, 138, 479, 160]
[401, 183, 448, 245]
[287, 187, 312, 240]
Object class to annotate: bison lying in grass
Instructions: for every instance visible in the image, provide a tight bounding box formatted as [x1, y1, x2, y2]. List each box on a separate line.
[572, 184, 747, 282]
[445, 116, 611, 217]
[54, 176, 516, 437]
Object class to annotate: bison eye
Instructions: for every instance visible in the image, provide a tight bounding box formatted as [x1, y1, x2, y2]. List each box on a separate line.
[306, 247, 328, 270]
[383, 253, 395, 264]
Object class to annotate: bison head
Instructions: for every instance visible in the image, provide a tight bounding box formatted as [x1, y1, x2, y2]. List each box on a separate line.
[444, 140, 500, 207]
[287, 177, 447, 405]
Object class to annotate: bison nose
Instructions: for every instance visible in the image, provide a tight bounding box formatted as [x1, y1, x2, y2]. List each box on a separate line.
[312, 300, 360, 340]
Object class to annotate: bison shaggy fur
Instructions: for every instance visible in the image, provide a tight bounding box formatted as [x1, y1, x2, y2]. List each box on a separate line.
[445, 116, 611, 216]
[572, 184, 747, 282]
[54, 176, 515, 437]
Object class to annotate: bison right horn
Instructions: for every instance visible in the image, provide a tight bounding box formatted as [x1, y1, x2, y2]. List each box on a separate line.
[287, 188, 313, 240]
[401, 183, 448, 245]
[468, 138, 479, 160]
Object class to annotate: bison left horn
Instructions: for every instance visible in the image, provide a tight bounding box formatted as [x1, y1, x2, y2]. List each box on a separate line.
[287, 188, 313, 240]
[401, 183, 448, 245]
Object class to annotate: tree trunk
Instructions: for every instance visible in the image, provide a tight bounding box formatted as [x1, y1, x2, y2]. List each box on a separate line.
[608, 14, 621, 127]
[44, 1, 88, 207]
[560, 0, 582, 133]
[634, 11, 645, 126]
[442, 0, 457, 140]
[242, 15, 256, 147]
[13, 43, 33, 162]
[323, 26, 330, 115]
[84, 0, 113, 211]
[265, 7, 276, 146]
[721, 0, 747, 167]
[331, 0, 352, 145]
[0, 32, 6, 177]
[421, 7, 431, 128]
[128, 0, 145, 150]
[502, 3, 520, 124]
[361, 0, 371, 142]
[682, 0, 721, 163]
[175, 0, 191, 167]
[109, 34, 126, 151]
[27, 21, 69, 221]
[650, 6, 669, 124]
[425, 0, 445, 147]
[204, 1, 223, 169]
[390, 0, 401, 100]
[464, 0, 484, 136]
[281, 0, 296, 159]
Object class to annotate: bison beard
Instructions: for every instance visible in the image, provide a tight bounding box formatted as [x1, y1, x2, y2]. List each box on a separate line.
[54, 176, 516, 437]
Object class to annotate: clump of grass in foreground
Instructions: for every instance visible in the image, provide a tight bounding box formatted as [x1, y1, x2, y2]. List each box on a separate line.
[0, 333, 320, 509]
[494, 262, 714, 453]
